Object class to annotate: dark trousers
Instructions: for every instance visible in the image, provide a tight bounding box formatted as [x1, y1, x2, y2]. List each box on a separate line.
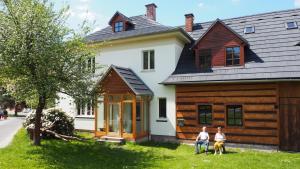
[195, 140, 209, 153]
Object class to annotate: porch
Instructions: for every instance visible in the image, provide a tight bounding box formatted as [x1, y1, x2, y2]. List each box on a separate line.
[94, 65, 153, 141]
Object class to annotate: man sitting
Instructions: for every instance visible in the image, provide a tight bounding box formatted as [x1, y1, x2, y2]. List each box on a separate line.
[214, 127, 226, 155]
[195, 126, 209, 155]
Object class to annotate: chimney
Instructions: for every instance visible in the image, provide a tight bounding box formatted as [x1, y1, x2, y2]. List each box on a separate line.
[185, 13, 194, 32]
[145, 3, 157, 21]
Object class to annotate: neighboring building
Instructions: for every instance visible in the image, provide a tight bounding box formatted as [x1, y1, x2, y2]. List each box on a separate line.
[57, 3, 300, 151]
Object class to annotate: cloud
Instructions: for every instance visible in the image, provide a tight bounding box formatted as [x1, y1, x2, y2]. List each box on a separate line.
[198, 2, 204, 8]
[74, 4, 98, 21]
[78, 0, 91, 3]
[231, 0, 240, 4]
[295, 0, 300, 7]
[66, 0, 108, 31]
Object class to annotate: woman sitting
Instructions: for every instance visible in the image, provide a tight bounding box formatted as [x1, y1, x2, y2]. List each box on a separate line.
[214, 127, 226, 155]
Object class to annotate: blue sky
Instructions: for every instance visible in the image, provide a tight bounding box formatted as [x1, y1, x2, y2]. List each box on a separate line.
[54, 0, 300, 32]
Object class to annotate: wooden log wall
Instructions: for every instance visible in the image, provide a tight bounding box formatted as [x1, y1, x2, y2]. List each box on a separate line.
[176, 83, 279, 145]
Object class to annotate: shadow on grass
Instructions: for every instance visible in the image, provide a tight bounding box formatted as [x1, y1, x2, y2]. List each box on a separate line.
[138, 141, 180, 150]
[26, 139, 172, 169]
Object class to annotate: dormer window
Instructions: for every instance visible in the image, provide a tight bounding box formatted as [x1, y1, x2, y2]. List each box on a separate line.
[244, 26, 255, 34]
[114, 22, 124, 32]
[286, 21, 298, 29]
[226, 46, 240, 66]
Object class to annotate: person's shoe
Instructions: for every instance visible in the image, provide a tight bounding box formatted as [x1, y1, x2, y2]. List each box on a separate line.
[205, 152, 208, 155]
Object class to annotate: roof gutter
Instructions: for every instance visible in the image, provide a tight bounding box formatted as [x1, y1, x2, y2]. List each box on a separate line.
[160, 78, 300, 85]
[86, 27, 193, 46]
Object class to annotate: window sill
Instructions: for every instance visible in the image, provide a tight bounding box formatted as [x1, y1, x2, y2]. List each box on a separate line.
[75, 116, 95, 119]
[141, 69, 155, 73]
[156, 118, 168, 122]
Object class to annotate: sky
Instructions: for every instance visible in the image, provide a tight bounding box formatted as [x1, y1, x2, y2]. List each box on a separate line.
[53, 0, 300, 32]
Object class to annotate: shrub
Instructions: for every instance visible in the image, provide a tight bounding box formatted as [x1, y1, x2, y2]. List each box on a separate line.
[23, 108, 74, 138]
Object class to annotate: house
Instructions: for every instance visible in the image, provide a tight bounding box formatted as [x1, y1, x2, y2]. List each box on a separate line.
[57, 3, 300, 151]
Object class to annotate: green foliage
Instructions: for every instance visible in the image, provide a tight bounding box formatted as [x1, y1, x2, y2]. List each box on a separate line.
[0, 129, 299, 169]
[23, 108, 74, 137]
[0, 0, 96, 103]
[0, 87, 15, 108]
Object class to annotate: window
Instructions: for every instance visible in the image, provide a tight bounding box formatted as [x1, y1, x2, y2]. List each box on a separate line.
[81, 57, 95, 73]
[87, 57, 96, 73]
[143, 50, 155, 70]
[199, 49, 212, 71]
[86, 100, 94, 115]
[286, 21, 298, 29]
[136, 102, 141, 121]
[159, 98, 167, 118]
[114, 21, 123, 32]
[226, 46, 240, 66]
[227, 105, 243, 126]
[198, 105, 212, 125]
[77, 99, 94, 116]
[244, 26, 255, 34]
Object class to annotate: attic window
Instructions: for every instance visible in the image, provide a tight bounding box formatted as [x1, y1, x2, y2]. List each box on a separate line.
[114, 21, 123, 32]
[286, 21, 298, 29]
[244, 26, 255, 34]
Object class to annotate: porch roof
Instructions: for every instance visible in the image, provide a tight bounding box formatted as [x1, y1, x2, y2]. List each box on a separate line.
[98, 65, 153, 96]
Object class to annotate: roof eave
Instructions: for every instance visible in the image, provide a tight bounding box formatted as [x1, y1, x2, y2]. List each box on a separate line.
[160, 78, 300, 85]
[86, 28, 193, 45]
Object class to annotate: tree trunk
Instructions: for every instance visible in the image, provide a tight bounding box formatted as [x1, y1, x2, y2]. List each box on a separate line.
[14, 104, 18, 116]
[33, 95, 46, 146]
[14, 109, 17, 116]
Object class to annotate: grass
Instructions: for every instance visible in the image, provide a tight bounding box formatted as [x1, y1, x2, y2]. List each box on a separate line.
[0, 129, 299, 169]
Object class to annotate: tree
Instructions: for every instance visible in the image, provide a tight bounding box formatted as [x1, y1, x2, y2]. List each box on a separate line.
[0, 0, 96, 145]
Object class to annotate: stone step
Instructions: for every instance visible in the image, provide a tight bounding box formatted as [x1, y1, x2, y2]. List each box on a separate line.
[97, 136, 125, 144]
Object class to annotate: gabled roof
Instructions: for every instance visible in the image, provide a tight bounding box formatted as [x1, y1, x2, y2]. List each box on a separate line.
[108, 11, 133, 25]
[192, 19, 249, 49]
[98, 65, 153, 96]
[86, 15, 192, 43]
[163, 8, 300, 84]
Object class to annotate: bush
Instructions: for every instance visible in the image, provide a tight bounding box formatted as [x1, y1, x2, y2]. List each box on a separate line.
[23, 108, 74, 138]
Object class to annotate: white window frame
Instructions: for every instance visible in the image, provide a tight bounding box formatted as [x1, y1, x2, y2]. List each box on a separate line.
[158, 97, 167, 119]
[142, 50, 155, 71]
[87, 57, 96, 73]
[114, 21, 123, 32]
[76, 99, 95, 117]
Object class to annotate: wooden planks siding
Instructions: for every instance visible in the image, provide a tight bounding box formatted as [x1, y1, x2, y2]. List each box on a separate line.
[176, 83, 279, 145]
[100, 69, 133, 94]
[279, 82, 300, 151]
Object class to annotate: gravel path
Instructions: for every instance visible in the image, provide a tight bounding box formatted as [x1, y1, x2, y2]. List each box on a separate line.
[0, 117, 24, 148]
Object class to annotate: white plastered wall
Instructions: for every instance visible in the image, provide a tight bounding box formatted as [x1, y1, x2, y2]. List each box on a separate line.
[56, 37, 185, 135]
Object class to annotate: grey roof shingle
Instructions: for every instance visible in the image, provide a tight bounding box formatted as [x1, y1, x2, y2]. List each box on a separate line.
[163, 8, 300, 84]
[99, 65, 153, 96]
[86, 15, 184, 43]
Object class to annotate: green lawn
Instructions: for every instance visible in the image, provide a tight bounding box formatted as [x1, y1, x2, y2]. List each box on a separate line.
[0, 129, 299, 169]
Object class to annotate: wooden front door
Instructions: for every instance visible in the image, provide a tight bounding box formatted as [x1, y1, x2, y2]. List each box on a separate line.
[279, 98, 300, 151]
[107, 102, 121, 137]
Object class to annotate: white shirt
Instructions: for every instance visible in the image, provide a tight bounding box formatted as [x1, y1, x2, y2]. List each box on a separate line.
[198, 132, 209, 141]
[214, 133, 226, 142]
